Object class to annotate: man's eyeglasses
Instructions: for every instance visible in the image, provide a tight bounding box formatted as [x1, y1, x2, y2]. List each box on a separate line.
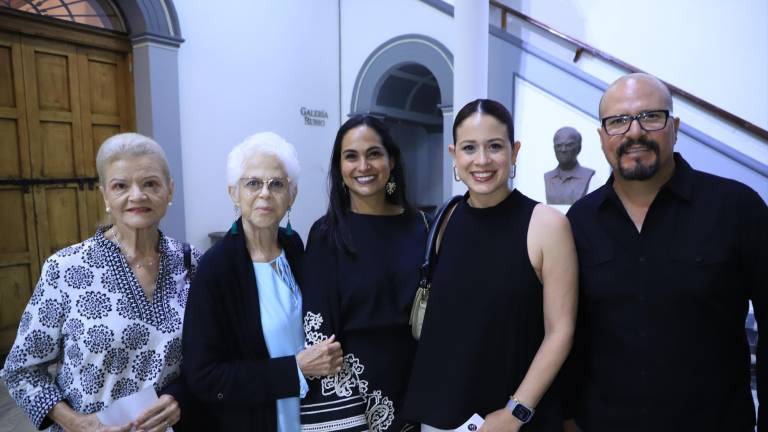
[601, 110, 671, 136]
[239, 177, 289, 195]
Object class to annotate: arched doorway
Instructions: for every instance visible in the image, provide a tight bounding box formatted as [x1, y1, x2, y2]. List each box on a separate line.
[351, 35, 454, 210]
[0, 0, 183, 354]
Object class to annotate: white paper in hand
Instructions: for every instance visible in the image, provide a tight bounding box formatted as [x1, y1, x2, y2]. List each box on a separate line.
[455, 413, 484, 432]
[97, 387, 171, 430]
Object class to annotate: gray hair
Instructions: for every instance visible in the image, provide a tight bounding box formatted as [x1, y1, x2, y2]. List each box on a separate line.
[226, 132, 300, 192]
[96, 133, 170, 186]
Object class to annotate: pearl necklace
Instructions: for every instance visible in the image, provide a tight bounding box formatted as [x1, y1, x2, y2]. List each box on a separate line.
[111, 228, 159, 270]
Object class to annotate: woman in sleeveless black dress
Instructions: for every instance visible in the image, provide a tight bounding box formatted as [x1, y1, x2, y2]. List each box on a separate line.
[403, 99, 578, 431]
[300, 116, 429, 432]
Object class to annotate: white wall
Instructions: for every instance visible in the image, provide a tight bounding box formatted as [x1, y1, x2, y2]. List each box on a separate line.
[498, 0, 768, 131]
[176, 1, 341, 249]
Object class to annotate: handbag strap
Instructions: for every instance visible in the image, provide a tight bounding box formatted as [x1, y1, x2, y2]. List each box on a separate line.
[418, 195, 463, 291]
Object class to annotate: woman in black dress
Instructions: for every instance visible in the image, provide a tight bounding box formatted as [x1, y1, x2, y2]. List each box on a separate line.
[300, 116, 429, 432]
[403, 100, 578, 431]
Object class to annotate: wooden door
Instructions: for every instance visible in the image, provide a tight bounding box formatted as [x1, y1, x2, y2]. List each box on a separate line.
[77, 45, 132, 230]
[0, 31, 39, 352]
[0, 27, 133, 353]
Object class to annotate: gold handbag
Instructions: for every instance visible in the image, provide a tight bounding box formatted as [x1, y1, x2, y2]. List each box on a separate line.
[409, 196, 462, 340]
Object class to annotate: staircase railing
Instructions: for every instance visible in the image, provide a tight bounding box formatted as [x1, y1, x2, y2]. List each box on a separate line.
[489, 0, 768, 141]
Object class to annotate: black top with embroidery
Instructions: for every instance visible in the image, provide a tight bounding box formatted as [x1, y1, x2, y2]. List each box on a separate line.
[301, 210, 429, 432]
[563, 153, 767, 432]
[403, 190, 562, 430]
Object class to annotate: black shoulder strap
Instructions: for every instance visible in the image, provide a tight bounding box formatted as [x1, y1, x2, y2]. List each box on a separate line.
[183, 242, 192, 283]
[417, 195, 462, 291]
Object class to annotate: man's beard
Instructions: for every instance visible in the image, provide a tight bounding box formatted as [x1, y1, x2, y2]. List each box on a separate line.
[615, 137, 660, 181]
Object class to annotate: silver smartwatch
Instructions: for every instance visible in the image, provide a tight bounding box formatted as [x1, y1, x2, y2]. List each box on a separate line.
[505, 398, 534, 424]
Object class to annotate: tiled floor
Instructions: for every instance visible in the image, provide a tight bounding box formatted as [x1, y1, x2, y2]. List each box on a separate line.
[0, 380, 36, 432]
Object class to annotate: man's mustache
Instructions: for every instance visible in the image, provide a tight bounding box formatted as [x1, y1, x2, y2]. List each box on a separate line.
[617, 137, 660, 158]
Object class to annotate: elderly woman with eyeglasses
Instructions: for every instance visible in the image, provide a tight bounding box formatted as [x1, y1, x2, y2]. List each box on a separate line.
[182, 132, 343, 431]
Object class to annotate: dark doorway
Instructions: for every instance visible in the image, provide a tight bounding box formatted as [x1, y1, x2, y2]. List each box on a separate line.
[375, 63, 443, 212]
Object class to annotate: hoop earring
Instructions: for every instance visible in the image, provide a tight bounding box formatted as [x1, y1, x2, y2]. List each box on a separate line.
[509, 163, 517, 179]
[385, 177, 396, 196]
[453, 165, 461, 182]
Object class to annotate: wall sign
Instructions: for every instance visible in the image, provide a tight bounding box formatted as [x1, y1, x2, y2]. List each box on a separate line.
[301, 107, 327, 126]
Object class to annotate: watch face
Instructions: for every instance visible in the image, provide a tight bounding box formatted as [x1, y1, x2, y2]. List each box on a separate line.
[512, 404, 533, 422]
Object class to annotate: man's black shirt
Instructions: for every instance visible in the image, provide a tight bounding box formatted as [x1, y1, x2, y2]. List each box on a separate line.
[565, 153, 766, 431]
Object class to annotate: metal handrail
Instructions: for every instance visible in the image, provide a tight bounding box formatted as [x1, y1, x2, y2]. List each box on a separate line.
[490, 0, 768, 141]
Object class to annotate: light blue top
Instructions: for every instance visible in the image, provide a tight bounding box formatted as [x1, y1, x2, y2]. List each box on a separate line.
[253, 250, 308, 432]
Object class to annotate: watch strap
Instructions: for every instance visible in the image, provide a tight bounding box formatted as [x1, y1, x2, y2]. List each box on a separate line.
[505, 398, 534, 424]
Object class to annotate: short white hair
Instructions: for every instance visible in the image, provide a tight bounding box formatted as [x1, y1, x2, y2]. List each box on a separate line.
[226, 132, 301, 189]
[96, 133, 170, 186]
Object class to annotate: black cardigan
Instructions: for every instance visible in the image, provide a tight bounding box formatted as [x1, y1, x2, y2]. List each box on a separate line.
[182, 219, 304, 431]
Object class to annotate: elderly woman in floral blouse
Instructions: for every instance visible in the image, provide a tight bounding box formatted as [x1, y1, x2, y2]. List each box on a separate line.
[1, 133, 200, 432]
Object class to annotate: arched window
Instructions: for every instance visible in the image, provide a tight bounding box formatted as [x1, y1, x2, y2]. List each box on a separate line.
[1, 0, 125, 31]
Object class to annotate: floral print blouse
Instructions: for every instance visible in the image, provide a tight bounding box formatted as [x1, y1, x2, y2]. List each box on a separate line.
[1, 227, 200, 431]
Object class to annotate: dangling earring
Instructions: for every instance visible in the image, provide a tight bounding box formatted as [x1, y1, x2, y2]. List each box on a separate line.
[385, 177, 397, 196]
[453, 165, 461, 182]
[230, 205, 240, 234]
[509, 163, 517, 179]
[343, 183, 349, 194]
[285, 207, 293, 235]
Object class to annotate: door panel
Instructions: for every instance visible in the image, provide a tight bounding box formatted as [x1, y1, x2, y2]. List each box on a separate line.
[78, 46, 131, 177]
[88, 59, 119, 115]
[34, 185, 92, 261]
[0, 32, 31, 179]
[0, 264, 33, 351]
[0, 31, 38, 352]
[22, 36, 85, 180]
[0, 43, 17, 107]
[39, 121, 78, 177]
[0, 118, 22, 177]
[34, 51, 72, 111]
[0, 190, 31, 255]
[0, 187, 37, 349]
